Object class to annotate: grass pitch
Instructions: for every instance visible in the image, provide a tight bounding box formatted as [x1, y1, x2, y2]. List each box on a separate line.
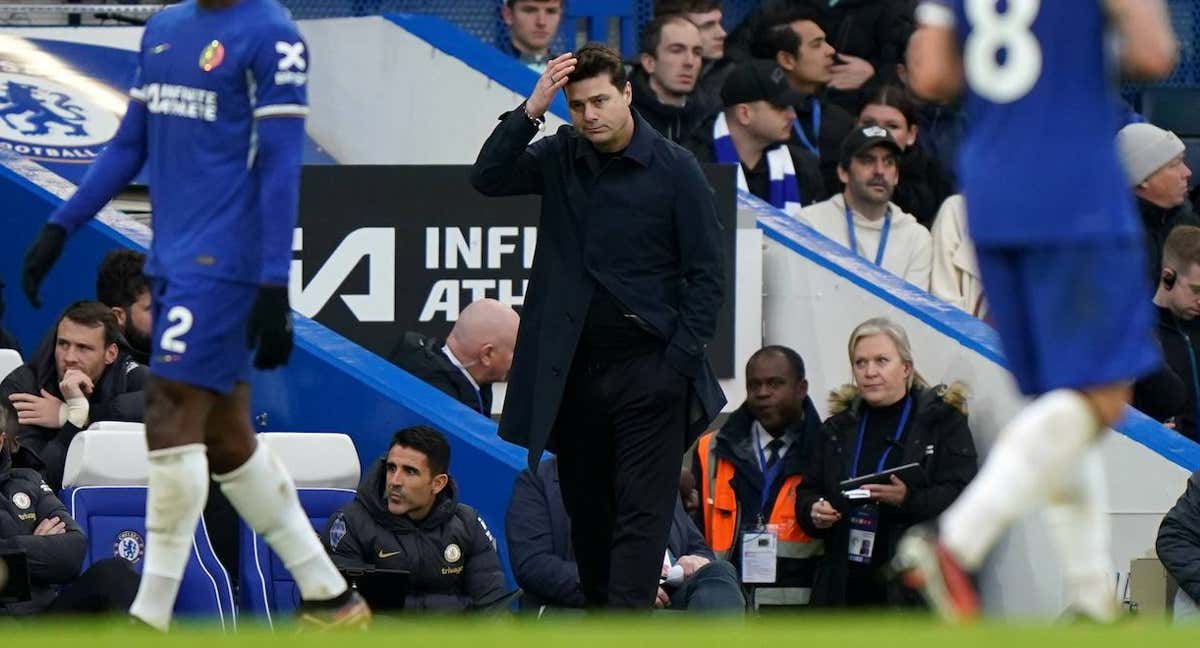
[5, 614, 1200, 647]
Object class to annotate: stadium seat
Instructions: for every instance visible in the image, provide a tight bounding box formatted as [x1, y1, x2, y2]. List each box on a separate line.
[1142, 87, 1200, 137]
[568, 0, 638, 59]
[61, 428, 236, 629]
[1182, 138, 1200, 180]
[0, 348, 22, 381]
[238, 433, 360, 626]
[67, 487, 237, 629]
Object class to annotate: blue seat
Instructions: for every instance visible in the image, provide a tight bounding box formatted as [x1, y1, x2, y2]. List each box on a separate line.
[65, 485, 237, 630]
[238, 487, 356, 625]
[234, 432, 361, 626]
[567, 0, 638, 59]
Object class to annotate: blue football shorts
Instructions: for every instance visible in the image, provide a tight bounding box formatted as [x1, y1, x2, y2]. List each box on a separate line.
[148, 275, 258, 394]
[976, 238, 1161, 395]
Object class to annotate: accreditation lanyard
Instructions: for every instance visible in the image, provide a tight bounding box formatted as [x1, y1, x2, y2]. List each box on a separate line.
[755, 434, 786, 521]
[845, 203, 892, 267]
[792, 97, 822, 156]
[1175, 319, 1200, 434]
[850, 395, 912, 479]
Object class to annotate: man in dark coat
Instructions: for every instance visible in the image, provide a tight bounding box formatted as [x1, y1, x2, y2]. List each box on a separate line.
[1, 301, 146, 491]
[729, 0, 915, 115]
[1115, 122, 1198, 290]
[470, 44, 726, 609]
[0, 405, 139, 616]
[386, 298, 519, 416]
[1157, 470, 1200, 615]
[653, 0, 737, 119]
[747, 5, 858, 194]
[1137, 226, 1200, 439]
[323, 426, 506, 612]
[690, 346, 823, 607]
[630, 15, 712, 143]
[685, 60, 827, 212]
[506, 455, 744, 612]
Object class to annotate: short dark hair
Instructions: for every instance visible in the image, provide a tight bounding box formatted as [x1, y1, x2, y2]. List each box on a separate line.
[1163, 225, 1200, 272]
[749, 5, 820, 60]
[59, 300, 122, 347]
[747, 345, 806, 381]
[567, 42, 628, 88]
[861, 85, 918, 131]
[96, 249, 148, 309]
[390, 425, 451, 476]
[654, 0, 720, 17]
[639, 14, 698, 57]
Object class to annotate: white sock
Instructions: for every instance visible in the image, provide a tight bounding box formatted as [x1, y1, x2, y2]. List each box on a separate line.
[941, 389, 1100, 570]
[1044, 447, 1116, 620]
[214, 443, 347, 602]
[129, 444, 210, 631]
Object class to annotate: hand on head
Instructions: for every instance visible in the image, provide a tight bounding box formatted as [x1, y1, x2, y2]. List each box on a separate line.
[526, 52, 577, 119]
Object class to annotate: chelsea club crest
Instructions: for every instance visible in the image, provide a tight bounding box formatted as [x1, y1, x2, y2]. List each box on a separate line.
[0, 58, 121, 163]
[114, 530, 145, 563]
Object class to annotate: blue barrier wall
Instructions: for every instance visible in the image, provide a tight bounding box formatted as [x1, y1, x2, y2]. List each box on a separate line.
[0, 154, 526, 585]
[749, 195, 1200, 474]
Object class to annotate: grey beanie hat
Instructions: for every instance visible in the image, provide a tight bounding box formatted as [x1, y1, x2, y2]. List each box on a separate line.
[1116, 122, 1185, 186]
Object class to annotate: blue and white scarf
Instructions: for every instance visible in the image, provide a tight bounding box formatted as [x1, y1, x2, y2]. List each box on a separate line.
[711, 112, 802, 216]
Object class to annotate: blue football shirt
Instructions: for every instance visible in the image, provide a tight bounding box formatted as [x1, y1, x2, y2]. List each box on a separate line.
[919, 0, 1138, 245]
[129, 0, 308, 284]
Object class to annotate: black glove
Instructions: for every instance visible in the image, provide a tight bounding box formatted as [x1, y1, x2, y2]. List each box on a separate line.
[22, 224, 66, 309]
[246, 285, 293, 370]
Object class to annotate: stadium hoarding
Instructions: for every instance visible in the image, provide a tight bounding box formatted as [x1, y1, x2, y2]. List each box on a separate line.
[294, 164, 739, 378]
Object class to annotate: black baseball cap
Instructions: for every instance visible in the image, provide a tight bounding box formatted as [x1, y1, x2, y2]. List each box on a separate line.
[839, 125, 902, 168]
[720, 60, 805, 108]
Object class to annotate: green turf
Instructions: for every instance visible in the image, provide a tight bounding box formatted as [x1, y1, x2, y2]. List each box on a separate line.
[5, 615, 1200, 646]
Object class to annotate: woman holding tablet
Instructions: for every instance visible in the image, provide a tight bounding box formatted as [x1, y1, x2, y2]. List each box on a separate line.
[795, 317, 977, 607]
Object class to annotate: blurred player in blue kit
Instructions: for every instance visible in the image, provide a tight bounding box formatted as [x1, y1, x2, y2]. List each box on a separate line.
[20, 0, 370, 630]
[896, 0, 1178, 622]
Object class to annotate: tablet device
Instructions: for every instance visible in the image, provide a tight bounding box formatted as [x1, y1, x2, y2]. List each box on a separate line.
[838, 462, 924, 490]
[339, 567, 410, 611]
[0, 550, 31, 604]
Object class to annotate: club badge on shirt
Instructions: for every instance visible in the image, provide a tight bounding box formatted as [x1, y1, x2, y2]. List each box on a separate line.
[199, 40, 225, 72]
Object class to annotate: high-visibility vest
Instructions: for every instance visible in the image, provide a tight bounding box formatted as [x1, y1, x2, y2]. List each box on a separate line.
[696, 431, 821, 561]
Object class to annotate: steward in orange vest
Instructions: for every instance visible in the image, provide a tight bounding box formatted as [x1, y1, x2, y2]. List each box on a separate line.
[690, 397, 823, 606]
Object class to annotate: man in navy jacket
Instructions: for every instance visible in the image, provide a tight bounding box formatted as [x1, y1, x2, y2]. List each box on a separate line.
[506, 456, 743, 612]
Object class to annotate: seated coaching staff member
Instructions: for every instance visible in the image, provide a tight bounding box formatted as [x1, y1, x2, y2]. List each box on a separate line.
[323, 426, 506, 612]
[470, 44, 727, 609]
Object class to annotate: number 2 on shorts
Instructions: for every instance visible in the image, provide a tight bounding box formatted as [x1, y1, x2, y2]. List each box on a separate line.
[160, 306, 194, 354]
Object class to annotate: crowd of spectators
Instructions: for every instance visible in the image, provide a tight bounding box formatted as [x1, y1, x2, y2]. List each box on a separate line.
[2, 0, 1198, 623]
[491, 1, 1198, 340]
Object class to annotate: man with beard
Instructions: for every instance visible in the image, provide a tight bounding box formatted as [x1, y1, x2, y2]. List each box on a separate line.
[798, 126, 931, 289]
[1, 301, 146, 491]
[96, 250, 151, 365]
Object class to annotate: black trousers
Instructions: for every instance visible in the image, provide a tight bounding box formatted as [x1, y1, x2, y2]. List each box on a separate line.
[46, 558, 140, 615]
[554, 348, 688, 609]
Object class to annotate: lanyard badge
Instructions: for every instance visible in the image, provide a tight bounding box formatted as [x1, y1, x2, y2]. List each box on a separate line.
[845, 203, 892, 267]
[847, 503, 878, 563]
[845, 396, 911, 564]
